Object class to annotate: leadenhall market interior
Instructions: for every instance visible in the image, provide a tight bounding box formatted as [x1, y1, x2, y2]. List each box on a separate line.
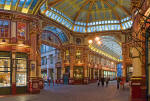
[0, 0, 149, 101]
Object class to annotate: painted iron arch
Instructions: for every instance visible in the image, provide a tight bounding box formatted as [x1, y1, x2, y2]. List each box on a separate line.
[43, 26, 69, 44]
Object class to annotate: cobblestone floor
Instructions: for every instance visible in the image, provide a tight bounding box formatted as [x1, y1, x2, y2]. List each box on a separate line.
[0, 81, 130, 101]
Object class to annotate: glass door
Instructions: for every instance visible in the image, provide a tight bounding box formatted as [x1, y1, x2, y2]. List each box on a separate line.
[16, 58, 27, 86]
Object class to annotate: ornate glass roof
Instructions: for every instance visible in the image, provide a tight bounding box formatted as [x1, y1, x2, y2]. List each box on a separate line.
[0, 0, 42, 14]
[0, 0, 133, 33]
[89, 36, 122, 61]
[40, 0, 133, 33]
[44, 26, 69, 43]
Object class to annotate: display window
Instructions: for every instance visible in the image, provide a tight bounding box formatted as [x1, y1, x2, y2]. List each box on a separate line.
[0, 72, 10, 87]
[16, 53, 27, 87]
[0, 53, 11, 87]
[104, 71, 106, 78]
[17, 22, 26, 40]
[16, 72, 26, 86]
[113, 72, 116, 79]
[74, 67, 83, 80]
[0, 20, 9, 38]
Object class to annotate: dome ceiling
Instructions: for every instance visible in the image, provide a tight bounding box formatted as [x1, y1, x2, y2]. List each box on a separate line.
[47, 0, 131, 23]
[40, 0, 132, 33]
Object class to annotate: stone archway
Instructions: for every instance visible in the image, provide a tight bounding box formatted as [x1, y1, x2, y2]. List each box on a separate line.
[40, 26, 70, 83]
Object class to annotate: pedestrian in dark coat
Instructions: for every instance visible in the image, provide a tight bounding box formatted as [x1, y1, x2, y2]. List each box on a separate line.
[106, 78, 109, 87]
[117, 77, 121, 89]
[101, 77, 105, 87]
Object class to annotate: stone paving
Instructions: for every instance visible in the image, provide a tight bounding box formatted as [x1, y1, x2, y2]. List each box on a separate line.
[0, 81, 130, 101]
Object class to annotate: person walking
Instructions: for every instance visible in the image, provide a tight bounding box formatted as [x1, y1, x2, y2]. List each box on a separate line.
[48, 77, 51, 87]
[101, 77, 105, 87]
[117, 77, 121, 89]
[97, 79, 100, 87]
[106, 78, 109, 87]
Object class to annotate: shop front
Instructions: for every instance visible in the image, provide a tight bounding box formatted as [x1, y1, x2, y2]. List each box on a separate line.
[0, 52, 11, 95]
[0, 52, 28, 95]
[73, 66, 83, 84]
[103, 70, 116, 80]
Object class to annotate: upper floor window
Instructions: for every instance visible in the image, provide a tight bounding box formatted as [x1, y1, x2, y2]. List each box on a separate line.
[76, 38, 81, 45]
[50, 55, 53, 64]
[41, 56, 47, 65]
[0, 20, 9, 38]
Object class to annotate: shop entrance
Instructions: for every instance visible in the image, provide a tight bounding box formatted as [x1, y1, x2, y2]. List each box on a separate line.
[0, 52, 27, 95]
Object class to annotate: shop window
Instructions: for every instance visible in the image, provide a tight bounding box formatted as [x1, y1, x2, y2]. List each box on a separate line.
[0, 52, 11, 87]
[16, 53, 27, 86]
[17, 22, 26, 40]
[74, 67, 83, 80]
[0, 20, 9, 38]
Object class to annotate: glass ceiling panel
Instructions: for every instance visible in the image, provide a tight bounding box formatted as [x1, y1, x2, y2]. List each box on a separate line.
[0, 0, 40, 14]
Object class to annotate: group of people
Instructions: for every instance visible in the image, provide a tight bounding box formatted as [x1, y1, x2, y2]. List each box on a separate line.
[97, 77, 109, 87]
[117, 77, 125, 89]
[97, 77, 125, 89]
